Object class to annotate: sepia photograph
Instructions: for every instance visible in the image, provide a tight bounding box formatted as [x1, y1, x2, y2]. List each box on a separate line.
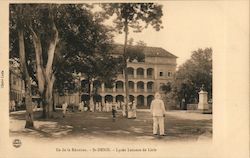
[0, 0, 249, 158]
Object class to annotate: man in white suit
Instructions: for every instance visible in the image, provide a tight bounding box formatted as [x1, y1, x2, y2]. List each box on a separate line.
[150, 92, 166, 136]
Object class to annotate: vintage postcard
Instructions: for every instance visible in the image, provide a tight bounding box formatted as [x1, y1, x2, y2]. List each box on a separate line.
[0, 0, 249, 158]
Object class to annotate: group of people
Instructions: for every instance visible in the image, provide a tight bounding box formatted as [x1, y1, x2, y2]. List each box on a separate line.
[9, 99, 26, 111]
[9, 99, 42, 112]
[61, 99, 137, 119]
[61, 92, 167, 136]
[77, 100, 123, 113]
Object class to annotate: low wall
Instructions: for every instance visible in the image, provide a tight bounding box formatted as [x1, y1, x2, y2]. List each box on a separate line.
[54, 93, 80, 106]
[187, 103, 213, 113]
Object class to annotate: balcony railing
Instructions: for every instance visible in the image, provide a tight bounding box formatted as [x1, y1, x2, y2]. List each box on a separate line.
[137, 89, 144, 92]
[116, 88, 124, 92]
[147, 75, 153, 79]
[105, 88, 113, 93]
[147, 89, 154, 93]
[129, 89, 134, 92]
[136, 75, 144, 79]
[128, 74, 134, 78]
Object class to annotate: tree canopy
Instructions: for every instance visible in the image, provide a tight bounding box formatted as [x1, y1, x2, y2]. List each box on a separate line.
[169, 48, 212, 105]
[9, 4, 118, 119]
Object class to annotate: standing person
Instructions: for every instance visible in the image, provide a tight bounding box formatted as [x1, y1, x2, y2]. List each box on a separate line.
[17, 100, 22, 110]
[78, 101, 84, 112]
[111, 101, 118, 120]
[131, 100, 137, 119]
[121, 101, 126, 117]
[127, 100, 133, 119]
[89, 99, 94, 112]
[11, 100, 16, 111]
[62, 101, 68, 118]
[106, 101, 110, 112]
[98, 102, 102, 112]
[83, 101, 88, 112]
[150, 92, 166, 136]
[128, 100, 136, 119]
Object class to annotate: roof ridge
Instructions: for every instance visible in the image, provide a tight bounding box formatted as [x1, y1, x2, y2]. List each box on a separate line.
[111, 43, 178, 58]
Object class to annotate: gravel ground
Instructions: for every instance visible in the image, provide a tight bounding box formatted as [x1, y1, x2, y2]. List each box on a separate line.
[9, 109, 212, 143]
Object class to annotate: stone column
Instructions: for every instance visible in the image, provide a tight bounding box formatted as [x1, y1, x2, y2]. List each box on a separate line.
[101, 96, 105, 105]
[198, 90, 209, 111]
[144, 82, 147, 92]
[123, 82, 125, 92]
[144, 69, 147, 78]
[101, 83, 105, 93]
[134, 96, 137, 104]
[113, 96, 116, 103]
[134, 82, 137, 92]
[113, 83, 116, 93]
[144, 97, 147, 106]
[134, 69, 137, 78]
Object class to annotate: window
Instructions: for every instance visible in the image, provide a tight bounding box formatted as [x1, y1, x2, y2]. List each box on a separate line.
[168, 72, 172, 77]
[160, 83, 164, 91]
[159, 72, 163, 76]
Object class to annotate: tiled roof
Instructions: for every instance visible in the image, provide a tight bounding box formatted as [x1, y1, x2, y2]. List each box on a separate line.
[110, 44, 178, 58]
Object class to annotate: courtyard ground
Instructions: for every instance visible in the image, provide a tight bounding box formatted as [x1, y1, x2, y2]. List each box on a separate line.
[9, 109, 212, 142]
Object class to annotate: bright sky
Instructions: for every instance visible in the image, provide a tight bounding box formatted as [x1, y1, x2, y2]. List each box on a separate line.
[109, 1, 238, 67]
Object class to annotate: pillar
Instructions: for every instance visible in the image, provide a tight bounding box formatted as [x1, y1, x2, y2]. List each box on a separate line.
[101, 83, 105, 93]
[113, 83, 116, 92]
[134, 82, 137, 92]
[144, 82, 147, 92]
[113, 96, 116, 103]
[144, 69, 147, 78]
[198, 90, 209, 111]
[144, 96, 147, 106]
[101, 96, 105, 104]
[123, 82, 126, 92]
[134, 96, 137, 105]
[134, 69, 137, 78]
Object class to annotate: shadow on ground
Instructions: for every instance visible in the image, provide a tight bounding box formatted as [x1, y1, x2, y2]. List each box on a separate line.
[10, 110, 212, 141]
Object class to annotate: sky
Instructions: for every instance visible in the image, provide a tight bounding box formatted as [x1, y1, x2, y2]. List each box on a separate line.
[107, 1, 229, 67]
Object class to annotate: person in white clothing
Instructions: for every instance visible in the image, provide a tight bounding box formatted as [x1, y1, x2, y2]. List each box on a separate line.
[121, 101, 126, 117]
[150, 92, 166, 136]
[78, 101, 84, 112]
[62, 101, 68, 117]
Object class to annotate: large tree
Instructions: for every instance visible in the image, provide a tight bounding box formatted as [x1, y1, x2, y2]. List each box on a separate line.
[170, 48, 212, 109]
[101, 3, 163, 114]
[9, 4, 115, 121]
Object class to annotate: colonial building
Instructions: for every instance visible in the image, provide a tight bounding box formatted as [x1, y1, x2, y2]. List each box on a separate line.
[9, 60, 25, 102]
[54, 45, 177, 107]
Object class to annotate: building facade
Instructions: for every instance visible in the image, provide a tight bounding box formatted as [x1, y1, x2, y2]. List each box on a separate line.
[9, 61, 25, 102]
[54, 45, 177, 107]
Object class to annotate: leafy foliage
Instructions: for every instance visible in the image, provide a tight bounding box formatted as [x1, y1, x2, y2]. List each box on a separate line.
[101, 3, 163, 33]
[10, 4, 118, 96]
[125, 45, 145, 62]
[168, 48, 212, 104]
[100, 3, 163, 106]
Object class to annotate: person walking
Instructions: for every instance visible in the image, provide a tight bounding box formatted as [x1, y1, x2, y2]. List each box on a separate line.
[150, 92, 166, 136]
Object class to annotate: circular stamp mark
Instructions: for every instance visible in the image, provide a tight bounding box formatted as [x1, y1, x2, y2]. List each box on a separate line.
[12, 139, 22, 148]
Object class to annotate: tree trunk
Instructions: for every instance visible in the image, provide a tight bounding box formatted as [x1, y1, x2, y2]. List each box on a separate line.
[123, 19, 129, 117]
[44, 75, 55, 118]
[18, 28, 34, 128]
[89, 79, 94, 111]
[30, 15, 58, 118]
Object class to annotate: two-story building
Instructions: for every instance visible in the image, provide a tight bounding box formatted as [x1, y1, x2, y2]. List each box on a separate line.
[54, 44, 177, 107]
